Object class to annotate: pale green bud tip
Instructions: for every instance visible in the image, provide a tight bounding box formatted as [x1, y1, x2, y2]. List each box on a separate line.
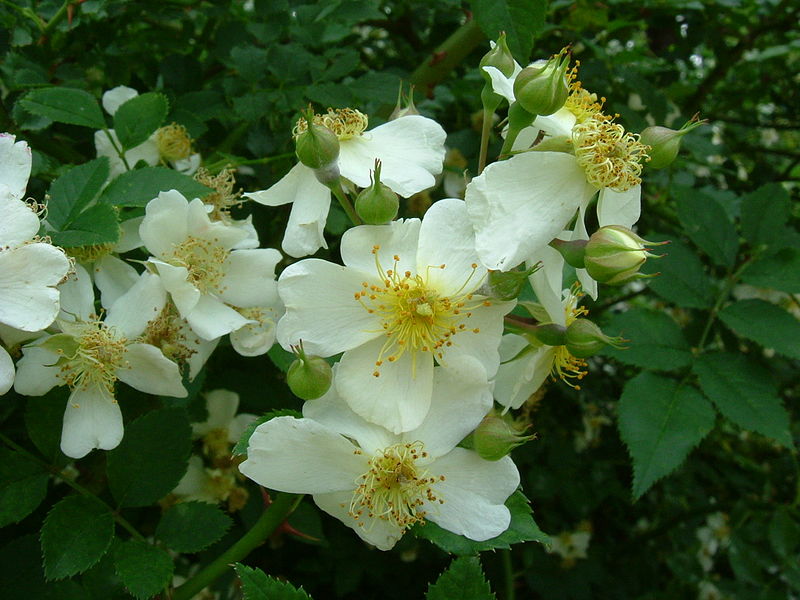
[390, 84, 420, 120]
[286, 343, 333, 400]
[472, 409, 536, 461]
[584, 225, 667, 285]
[485, 264, 540, 301]
[565, 318, 626, 358]
[479, 32, 516, 79]
[355, 159, 399, 224]
[294, 109, 340, 170]
[512, 50, 570, 116]
[639, 117, 705, 169]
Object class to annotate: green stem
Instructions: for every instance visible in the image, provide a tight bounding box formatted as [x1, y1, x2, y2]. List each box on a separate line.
[478, 107, 494, 175]
[696, 255, 758, 350]
[172, 493, 303, 600]
[0, 433, 145, 541]
[0, 0, 45, 31]
[502, 549, 516, 600]
[102, 128, 131, 171]
[330, 183, 362, 225]
[40, 0, 70, 40]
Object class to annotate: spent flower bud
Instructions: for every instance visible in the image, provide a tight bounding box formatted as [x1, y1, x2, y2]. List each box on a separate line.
[287, 343, 333, 400]
[513, 51, 570, 116]
[584, 226, 666, 285]
[294, 109, 340, 169]
[390, 84, 420, 120]
[639, 117, 705, 169]
[355, 160, 399, 224]
[470, 409, 535, 461]
[565, 318, 625, 358]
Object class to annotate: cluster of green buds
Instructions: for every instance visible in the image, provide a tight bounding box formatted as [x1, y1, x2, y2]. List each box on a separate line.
[355, 159, 399, 224]
[461, 408, 535, 461]
[286, 342, 333, 401]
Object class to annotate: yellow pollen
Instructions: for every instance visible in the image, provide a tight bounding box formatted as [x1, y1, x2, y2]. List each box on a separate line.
[194, 167, 242, 221]
[156, 123, 192, 162]
[293, 107, 369, 141]
[66, 242, 115, 263]
[551, 286, 589, 388]
[563, 61, 605, 123]
[167, 236, 228, 293]
[58, 320, 127, 393]
[572, 116, 650, 192]
[350, 441, 440, 530]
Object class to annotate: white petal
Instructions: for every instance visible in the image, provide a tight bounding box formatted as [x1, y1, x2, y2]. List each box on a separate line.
[115, 216, 144, 253]
[194, 389, 239, 436]
[404, 356, 492, 458]
[276, 259, 381, 356]
[149, 260, 199, 316]
[494, 343, 554, 410]
[528, 245, 565, 325]
[340, 218, 420, 277]
[239, 416, 365, 494]
[93, 254, 140, 309]
[173, 455, 211, 497]
[104, 271, 166, 338]
[533, 108, 577, 140]
[184, 294, 250, 340]
[187, 335, 219, 380]
[0, 243, 70, 330]
[186, 198, 248, 250]
[229, 305, 280, 357]
[465, 151, 591, 271]
[482, 66, 517, 104]
[0, 197, 38, 245]
[424, 450, 519, 541]
[338, 115, 446, 197]
[597, 184, 641, 229]
[228, 413, 257, 444]
[314, 490, 404, 551]
[244, 163, 314, 207]
[0, 134, 32, 201]
[336, 337, 434, 434]
[140, 190, 191, 258]
[13, 344, 61, 396]
[94, 129, 159, 179]
[102, 86, 138, 115]
[0, 345, 14, 395]
[217, 249, 281, 308]
[57, 263, 95, 323]
[172, 153, 201, 175]
[61, 385, 124, 458]
[116, 343, 186, 397]
[567, 207, 598, 300]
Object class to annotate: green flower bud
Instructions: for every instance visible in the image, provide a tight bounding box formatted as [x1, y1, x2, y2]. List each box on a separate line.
[286, 343, 332, 400]
[294, 109, 340, 170]
[355, 159, 399, 224]
[512, 51, 570, 117]
[639, 118, 705, 169]
[479, 32, 517, 80]
[471, 409, 535, 461]
[549, 238, 587, 269]
[390, 84, 420, 121]
[565, 318, 625, 358]
[584, 225, 665, 285]
[485, 264, 539, 301]
[529, 323, 567, 346]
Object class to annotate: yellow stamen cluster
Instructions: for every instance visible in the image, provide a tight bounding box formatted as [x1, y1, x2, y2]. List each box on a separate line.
[349, 441, 444, 530]
[167, 236, 228, 293]
[355, 246, 486, 376]
[572, 116, 650, 192]
[156, 123, 193, 162]
[57, 320, 127, 393]
[293, 108, 369, 141]
[551, 288, 589, 389]
[139, 303, 195, 366]
[194, 167, 242, 221]
[202, 428, 231, 462]
[66, 242, 115, 263]
[563, 61, 605, 124]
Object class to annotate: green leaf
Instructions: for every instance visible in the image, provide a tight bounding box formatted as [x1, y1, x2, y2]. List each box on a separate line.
[107, 408, 192, 507]
[46, 158, 110, 230]
[675, 188, 739, 268]
[21, 87, 106, 129]
[718, 299, 800, 359]
[99, 166, 213, 207]
[641, 235, 714, 309]
[113, 540, 173, 600]
[41, 495, 115, 580]
[413, 491, 550, 554]
[233, 409, 303, 456]
[472, 0, 547, 62]
[602, 308, 692, 371]
[113, 93, 168, 150]
[741, 183, 792, 249]
[233, 563, 312, 600]
[693, 353, 792, 447]
[426, 556, 495, 600]
[618, 373, 715, 499]
[49, 203, 120, 248]
[0, 447, 49, 528]
[741, 248, 800, 294]
[768, 508, 800, 558]
[156, 502, 233, 553]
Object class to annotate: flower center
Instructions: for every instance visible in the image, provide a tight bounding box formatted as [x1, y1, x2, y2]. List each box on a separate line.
[57, 320, 127, 393]
[66, 242, 115, 263]
[563, 62, 605, 124]
[293, 107, 369, 141]
[156, 123, 192, 162]
[572, 116, 650, 192]
[551, 288, 588, 388]
[350, 441, 444, 530]
[167, 236, 228, 293]
[194, 167, 242, 221]
[354, 246, 487, 376]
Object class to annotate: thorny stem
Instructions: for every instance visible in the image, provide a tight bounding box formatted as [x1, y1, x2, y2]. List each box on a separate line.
[172, 493, 303, 600]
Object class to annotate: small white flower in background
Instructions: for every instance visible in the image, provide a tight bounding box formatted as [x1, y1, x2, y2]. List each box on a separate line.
[240, 355, 519, 551]
[696, 512, 731, 572]
[172, 455, 250, 511]
[14, 265, 186, 458]
[245, 108, 446, 258]
[139, 190, 282, 344]
[0, 133, 71, 394]
[276, 198, 513, 433]
[192, 389, 257, 460]
[547, 522, 592, 568]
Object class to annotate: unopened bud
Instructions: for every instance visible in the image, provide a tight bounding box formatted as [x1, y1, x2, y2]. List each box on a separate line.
[639, 118, 705, 169]
[294, 109, 340, 170]
[390, 84, 420, 120]
[470, 409, 535, 461]
[479, 32, 517, 80]
[584, 225, 666, 285]
[355, 160, 398, 224]
[512, 51, 570, 116]
[286, 343, 332, 400]
[529, 323, 567, 346]
[485, 264, 539, 301]
[565, 318, 625, 358]
[550, 238, 587, 269]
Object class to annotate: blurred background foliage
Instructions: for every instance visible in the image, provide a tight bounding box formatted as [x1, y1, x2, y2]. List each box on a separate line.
[1, 0, 799, 598]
